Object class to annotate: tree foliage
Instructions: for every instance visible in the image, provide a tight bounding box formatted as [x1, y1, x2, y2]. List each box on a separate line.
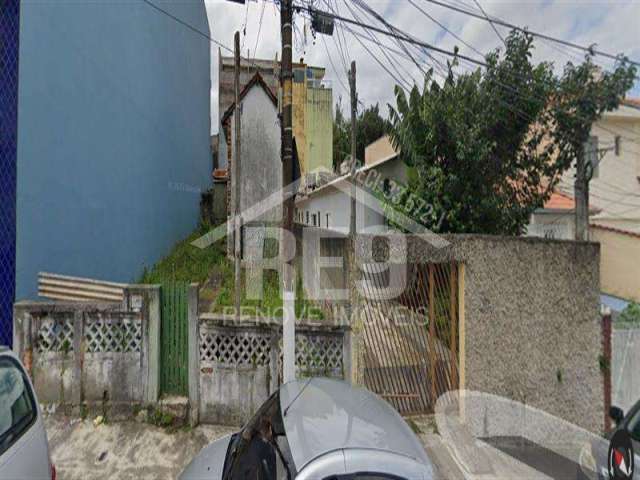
[388, 31, 636, 235]
[333, 101, 390, 170]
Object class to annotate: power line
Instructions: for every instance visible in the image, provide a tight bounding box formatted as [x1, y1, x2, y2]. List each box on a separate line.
[296, 3, 489, 68]
[471, 0, 505, 45]
[141, 0, 233, 53]
[252, 0, 267, 60]
[422, 0, 640, 68]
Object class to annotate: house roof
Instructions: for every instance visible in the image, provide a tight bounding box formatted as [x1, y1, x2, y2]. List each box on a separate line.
[220, 72, 278, 126]
[544, 190, 577, 210]
[539, 189, 600, 214]
[590, 223, 640, 239]
[622, 97, 640, 110]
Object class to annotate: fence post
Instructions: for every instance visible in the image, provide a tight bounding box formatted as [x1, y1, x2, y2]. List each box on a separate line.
[188, 283, 200, 427]
[145, 286, 162, 404]
[343, 327, 352, 384]
[269, 330, 279, 394]
[71, 310, 84, 405]
[602, 308, 612, 433]
[12, 304, 28, 373]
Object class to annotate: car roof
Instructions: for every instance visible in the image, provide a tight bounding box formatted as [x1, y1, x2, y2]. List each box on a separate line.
[279, 377, 430, 471]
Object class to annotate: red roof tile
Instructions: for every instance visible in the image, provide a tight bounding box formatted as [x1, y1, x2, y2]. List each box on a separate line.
[544, 190, 576, 210]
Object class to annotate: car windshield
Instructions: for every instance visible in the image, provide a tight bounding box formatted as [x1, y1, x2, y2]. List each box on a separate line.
[0, 357, 37, 456]
[224, 392, 293, 480]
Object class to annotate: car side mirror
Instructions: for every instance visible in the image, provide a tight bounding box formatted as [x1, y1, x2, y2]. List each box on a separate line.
[609, 406, 624, 425]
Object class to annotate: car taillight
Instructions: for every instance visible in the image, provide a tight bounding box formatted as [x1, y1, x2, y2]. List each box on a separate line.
[51, 463, 56, 480]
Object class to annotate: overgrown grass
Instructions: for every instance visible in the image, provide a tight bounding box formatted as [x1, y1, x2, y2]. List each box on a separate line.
[139, 223, 228, 284]
[140, 224, 323, 320]
[211, 268, 324, 320]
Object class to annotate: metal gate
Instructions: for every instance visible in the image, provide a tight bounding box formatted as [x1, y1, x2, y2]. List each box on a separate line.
[361, 262, 459, 415]
[160, 281, 189, 396]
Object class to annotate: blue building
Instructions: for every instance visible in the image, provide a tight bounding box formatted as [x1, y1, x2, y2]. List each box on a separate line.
[0, 1, 212, 345]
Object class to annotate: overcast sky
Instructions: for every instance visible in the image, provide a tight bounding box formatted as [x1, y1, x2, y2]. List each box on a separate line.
[204, 0, 640, 133]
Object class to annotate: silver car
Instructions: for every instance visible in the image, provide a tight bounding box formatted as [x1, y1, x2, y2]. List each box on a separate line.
[0, 346, 55, 479]
[180, 377, 434, 479]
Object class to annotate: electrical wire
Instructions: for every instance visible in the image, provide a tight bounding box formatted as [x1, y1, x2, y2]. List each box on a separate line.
[471, 0, 505, 45]
[141, 0, 233, 53]
[421, 0, 640, 68]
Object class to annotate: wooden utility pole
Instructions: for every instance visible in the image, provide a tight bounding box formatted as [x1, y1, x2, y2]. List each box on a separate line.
[233, 32, 242, 319]
[280, 0, 296, 383]
[574, 144, 589, 241]
[349, 61, 357, 237]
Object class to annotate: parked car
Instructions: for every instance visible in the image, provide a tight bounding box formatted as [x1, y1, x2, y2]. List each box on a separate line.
[180, 377, 435, 479]
[0, 346, 55, 479]
[579, 400, 640, 480]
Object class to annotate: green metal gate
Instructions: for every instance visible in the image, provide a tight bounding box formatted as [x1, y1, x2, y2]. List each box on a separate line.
[160, 281, 189, 396]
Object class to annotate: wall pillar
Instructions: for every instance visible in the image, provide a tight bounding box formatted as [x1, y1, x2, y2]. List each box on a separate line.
[137, 285, 161, 404]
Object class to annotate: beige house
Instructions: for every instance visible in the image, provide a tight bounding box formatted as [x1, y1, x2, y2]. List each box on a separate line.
[528, 99, 640, 305]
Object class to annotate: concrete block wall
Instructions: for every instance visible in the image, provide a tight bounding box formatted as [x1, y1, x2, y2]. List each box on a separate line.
[13, 286, 161, 409]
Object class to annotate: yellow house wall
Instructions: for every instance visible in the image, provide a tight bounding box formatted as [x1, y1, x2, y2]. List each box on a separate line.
[304, 87, 333, 173]
[591, 227, 640, 302]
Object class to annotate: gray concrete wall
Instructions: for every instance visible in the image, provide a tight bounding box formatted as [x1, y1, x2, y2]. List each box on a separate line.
[13, 286, 161, 408]
[197, 314, 350, 425]
[358, 234, 603, 433]
[612, 327, 640, 412]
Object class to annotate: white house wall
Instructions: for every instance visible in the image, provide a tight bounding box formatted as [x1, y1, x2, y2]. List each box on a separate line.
[230, 87, 281, 222]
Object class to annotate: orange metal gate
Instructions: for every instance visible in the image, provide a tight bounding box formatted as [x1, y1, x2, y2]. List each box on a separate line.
[360, 262, 460, 415]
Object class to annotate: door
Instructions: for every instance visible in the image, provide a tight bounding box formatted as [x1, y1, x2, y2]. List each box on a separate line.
[160, 281, 189, 396]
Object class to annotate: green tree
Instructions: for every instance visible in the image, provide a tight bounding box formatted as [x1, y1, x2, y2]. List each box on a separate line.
[333, 101, 391, 170]
[619, 302, 640, 326]
[388, 31, 636, 234]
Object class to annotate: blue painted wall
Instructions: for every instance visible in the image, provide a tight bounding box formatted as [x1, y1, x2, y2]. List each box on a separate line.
[15, 1, 211, 299]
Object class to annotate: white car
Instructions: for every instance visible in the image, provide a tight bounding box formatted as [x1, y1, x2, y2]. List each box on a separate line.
[0, 346, 55, 479]
[180, 377, 435, 479]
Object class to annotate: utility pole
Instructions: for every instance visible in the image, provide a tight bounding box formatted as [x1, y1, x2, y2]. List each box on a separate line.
[280, 0, 296, 383]
[349, 61, 357, 237]
[233, 32, 242, 320]
[574, 145, 589, 241]
[574, 135, 620, 241]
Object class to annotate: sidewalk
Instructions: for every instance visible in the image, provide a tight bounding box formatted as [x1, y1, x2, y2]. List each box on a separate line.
[45, 415, 235, 480]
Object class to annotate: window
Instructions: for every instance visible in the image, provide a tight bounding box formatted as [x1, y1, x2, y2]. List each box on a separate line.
[224, 393, 293, 480]
[0, 357, 37, 456]
[306, 211, 309, 225]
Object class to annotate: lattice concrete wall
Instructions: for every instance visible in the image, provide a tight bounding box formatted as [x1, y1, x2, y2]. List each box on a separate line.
[13, 287, 160, 407]
[198, 316, 350, 424]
